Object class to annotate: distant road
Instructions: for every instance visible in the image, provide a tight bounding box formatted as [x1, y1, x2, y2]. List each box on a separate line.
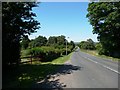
[64, 48, 119, 88]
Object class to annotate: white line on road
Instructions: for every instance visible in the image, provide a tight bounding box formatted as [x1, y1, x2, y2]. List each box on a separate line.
[83, 57, 120, 74]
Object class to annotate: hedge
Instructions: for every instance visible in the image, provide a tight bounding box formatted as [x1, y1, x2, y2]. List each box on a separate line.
[26, 46, 72, 62]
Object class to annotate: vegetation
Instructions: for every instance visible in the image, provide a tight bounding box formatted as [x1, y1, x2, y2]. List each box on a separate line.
[21, 36, 30, 49]
[2, 2, 40, 68]
[78, 38, 120, 61]
[3, 53, 72, 88]
[87, 2, 120, 58]
[28, 35, 47, 48]
[20, 35, 75, 62]
[80, 49, 120, 61]
[3, 2, 75, 88]
[78, 39, 95, 50]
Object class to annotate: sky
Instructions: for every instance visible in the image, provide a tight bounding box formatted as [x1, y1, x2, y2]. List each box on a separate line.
[29, 2, 98, 42]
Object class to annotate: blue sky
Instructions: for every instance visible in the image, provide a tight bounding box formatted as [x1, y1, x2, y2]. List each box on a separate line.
[29, 2, 98, 42]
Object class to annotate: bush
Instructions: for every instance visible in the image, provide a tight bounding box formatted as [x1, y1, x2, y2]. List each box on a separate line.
[95, 42, 102, 51]
[26, 46, 71, 62]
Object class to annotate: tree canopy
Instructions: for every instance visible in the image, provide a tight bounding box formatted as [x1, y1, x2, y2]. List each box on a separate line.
[2, 2, 40, 66]
[86, 2, 120, 57]
[47, 36, 57, 45]
[79, 39, 95, 50]
[47, 35, 66, 46]
[29, 35, 47, 48]
[21, 36, 30, 49]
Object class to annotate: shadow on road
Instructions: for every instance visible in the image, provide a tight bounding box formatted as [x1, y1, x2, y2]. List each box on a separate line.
[3, 63, 81, 89]
[33, 64, 81, 89]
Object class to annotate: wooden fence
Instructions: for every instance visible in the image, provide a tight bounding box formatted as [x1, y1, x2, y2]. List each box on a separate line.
[20, 55, 42, 64]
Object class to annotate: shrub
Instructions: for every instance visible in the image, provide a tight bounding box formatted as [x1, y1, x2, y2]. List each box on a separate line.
[26, 46, 71, 62]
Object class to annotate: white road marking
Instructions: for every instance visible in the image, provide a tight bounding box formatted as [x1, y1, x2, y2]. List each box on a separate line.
[83, 57, 120, 74]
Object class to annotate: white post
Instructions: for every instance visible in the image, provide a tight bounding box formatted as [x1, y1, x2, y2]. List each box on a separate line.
[66, 37, 69, 55]
[66, 39, 67, 55]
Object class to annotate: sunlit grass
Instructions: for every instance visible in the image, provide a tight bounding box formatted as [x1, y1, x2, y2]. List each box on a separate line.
[80, 49, 120, 61]
[49, 53, 72, 64]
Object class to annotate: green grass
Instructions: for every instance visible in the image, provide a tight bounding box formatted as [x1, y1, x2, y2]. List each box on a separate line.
[3, 52, 73, 88]
[20, 49, 30, 58]
[50, 53, 72, 64]
[80, 49, 120, 61]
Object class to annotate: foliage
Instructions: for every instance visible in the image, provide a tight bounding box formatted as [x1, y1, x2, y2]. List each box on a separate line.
[47, 35, 66, 46]
[95, 42, 102, 50]
[69, 41, 75, 51]
[3, 53, 72, 88]
[86, 2, 120, 57]
[28, 36, 47, 48]
[78, 39, 95, 50]
[25, 46, 72, 62]
[57, 35, 66, 45]
[2, 2, 40, 67]
[21, 36, 30, 49]
[33, 36, 47, 47]
[47, 36, 57, 45]
[27, 35, 75, 57]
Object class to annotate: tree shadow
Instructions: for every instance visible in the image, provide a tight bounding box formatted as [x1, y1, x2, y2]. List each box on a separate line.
[3, 63, 81, 89]
[33, 64, 81, 89]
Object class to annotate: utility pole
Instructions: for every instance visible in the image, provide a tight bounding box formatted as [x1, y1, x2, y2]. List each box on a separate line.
[66, 37, 69, 55]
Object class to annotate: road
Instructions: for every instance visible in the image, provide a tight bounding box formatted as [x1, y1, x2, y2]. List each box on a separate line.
[63, 48, 119, 88]
[35, 48, 119, 88]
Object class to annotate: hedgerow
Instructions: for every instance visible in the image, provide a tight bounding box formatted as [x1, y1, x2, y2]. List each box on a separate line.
[26, 46, 72, 62]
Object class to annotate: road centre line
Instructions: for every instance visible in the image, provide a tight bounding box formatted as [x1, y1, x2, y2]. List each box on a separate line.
[82, 56, 120, 75]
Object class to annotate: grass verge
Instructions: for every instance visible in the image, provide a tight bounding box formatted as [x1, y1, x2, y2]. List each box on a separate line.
[3, 52, 73, 88]
[80, 49, 120, 62]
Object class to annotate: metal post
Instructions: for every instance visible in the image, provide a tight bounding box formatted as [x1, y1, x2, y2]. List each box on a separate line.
[66, 39, 67, 55]
[66, 37, 69, 55]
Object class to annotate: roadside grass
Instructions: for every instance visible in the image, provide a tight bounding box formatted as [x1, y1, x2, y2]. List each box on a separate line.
[3, 52, 72, 88]
[50, 53, 72, 64]
[80, 49, 120, 61]
[20, 49, 29, 57]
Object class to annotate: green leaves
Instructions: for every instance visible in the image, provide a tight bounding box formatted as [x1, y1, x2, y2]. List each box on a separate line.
[2, 2, 40, 66]
[78, 39, 95, 50]
[30, 36, 47, 47]
[87, 2, 120, 57]
[21, 36, 30, 49]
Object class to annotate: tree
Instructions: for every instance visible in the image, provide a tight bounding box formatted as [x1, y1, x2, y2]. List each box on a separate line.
[29, 39, 36, 48]
[87, 39, 94, 44]
[21, 36, 30, 49]
[87, 2, 120, 57]
[79, 39, 95, 50]
[57, 35, 66, 45]
[2, 2, 40, 67]
[95, 42, 104, 55]
[95, 42, 102, 51]
[47, 35, 66, 48]
[47, 36, 57, 45]
[69, 41, 75, 50]
[34, 35, 47, 47]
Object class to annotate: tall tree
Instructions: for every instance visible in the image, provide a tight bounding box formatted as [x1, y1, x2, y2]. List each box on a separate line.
[79, 39, 95, 50]
[47, 36, 57, 45]
[21, 36, 30, 49]
[69, 41, 75, 51]
[86, 2, 120, 57]
[57, 35, 66, 45]
[2, 2, 40, 67]
[34, 35, 47, 47]
[87, 39, 94, 44]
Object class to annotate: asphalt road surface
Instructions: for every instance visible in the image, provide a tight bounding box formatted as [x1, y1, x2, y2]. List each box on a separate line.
[35, 48, 119, 88]
[64, 48, 119, 88]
